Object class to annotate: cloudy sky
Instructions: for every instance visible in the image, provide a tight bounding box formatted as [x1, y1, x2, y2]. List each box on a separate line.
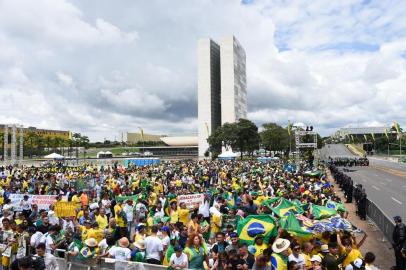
[0, 0, 405, 141]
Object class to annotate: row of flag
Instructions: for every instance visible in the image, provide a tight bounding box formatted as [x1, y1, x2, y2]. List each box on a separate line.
[345, 122, 402, 142]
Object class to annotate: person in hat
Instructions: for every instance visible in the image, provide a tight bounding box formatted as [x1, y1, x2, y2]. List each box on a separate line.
[225, 232, 239, 253]
[78, 238, 98, 259]
[170, 245, 188, 270]
[310, 255, 322, 270]
[392, 216, 405, 270]
[108, 237, 131, 261]
[344, 258, 365, 270]
[270, 238, 290, 270]
[132, 239, 146, 262]
[321, 242, 348, 270]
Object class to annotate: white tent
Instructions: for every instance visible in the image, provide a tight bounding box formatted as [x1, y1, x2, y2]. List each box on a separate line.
[218, 151, 238, 159]
[44, 153, 64, 159]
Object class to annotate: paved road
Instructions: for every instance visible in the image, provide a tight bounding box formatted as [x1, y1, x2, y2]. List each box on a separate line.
[322, 144, 406, 219]
[319, 144, 358, 161]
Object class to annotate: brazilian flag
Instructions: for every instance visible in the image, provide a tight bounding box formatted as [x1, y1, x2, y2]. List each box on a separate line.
[237, 215, 277, 245]
[116, 194, 139, 203]
[270, 198, 304, 217]
[279, 213, 312, 239]
[261, 197, 280, 209]
[325, 200, 347, 213]
[311, 204, 337, 219]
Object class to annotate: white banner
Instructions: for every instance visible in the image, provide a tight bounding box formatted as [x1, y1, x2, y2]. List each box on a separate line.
[178, 194, 204, 209]
[9, 194, 57, 212]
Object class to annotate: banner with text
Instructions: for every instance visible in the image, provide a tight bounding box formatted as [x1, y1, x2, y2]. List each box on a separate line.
[54, 201, 80, 217]
[178, 194, 204, 208]
[9, 194, 57, 212]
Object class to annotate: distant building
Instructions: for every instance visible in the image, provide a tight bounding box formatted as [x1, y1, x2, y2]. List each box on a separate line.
[197, 36, 247, 157]
[0, 125, 71, 140]
[334, 127, 387, 139]
[126, 132, 164, 144]
[220, 36, 247, 124]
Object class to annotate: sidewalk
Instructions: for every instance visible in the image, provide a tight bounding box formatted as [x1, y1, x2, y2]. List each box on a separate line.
[328, 171, 395, 270]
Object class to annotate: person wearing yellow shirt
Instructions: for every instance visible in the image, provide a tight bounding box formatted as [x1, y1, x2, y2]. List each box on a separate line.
[169, 202, 179, 224]
[96, 208, 108, 229]
[254, 235, 268, 257]
[80, 220, 93, 240]
[114, 201, 127, 238]
[341, 238, 363, 268]
[72, 193, 80, 204]
[178, 202, 193, 226]
[87, 223, 104, 243]
[210, 206, 222, 238]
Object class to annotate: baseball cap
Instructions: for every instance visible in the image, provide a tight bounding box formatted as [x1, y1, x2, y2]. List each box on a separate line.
[310, 255, 322, 263]
[229, 232, 238, 238]
[394, 216, 402, 222]
[353, 258, 363, 268]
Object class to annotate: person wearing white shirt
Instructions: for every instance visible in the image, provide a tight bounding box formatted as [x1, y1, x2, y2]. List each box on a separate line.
[123, 200, 135, 237]
[108, 237, 131, 261]
[144, 226, 164, 264]
[288, 243, 305, 270]
[170, 245, 188, 270]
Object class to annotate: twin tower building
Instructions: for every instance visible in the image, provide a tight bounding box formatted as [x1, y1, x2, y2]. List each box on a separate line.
[197, 36, 247, 157]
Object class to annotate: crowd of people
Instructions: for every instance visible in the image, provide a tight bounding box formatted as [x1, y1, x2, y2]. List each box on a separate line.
[0, 159, 381, 270]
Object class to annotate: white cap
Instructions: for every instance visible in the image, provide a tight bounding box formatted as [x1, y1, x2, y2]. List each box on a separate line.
[353, 258, 363, 268]
[310, 255, 322, 263]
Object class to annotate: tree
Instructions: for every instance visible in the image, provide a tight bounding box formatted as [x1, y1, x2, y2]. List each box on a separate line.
[235, 119, 260, 158]
[260, 123, 290, 152]
[207, 119, 260, 158]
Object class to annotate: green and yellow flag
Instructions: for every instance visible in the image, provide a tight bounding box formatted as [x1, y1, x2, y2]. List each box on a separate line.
[363, 134, 368, 142]
[350, 135, 354, 142]
[270, 198, 304, 217]
[394, 122, 401, 134]
[311, 204, 337, 219]
[384, 128, 389, 139]
[279, 213, 312, 239]
[139, 127, 144, 141]
[237, 215, 277, 244]
[116, 194, 139, 202]
[371, 133, 375, 141]
[261, 197, 280, 209]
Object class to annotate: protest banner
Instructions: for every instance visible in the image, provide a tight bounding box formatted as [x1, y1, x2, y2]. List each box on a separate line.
[178, 194, 204, 208]
[54, 201, 80, 217]
[116, 194, 139, 203]
[9, 194, 57, 211]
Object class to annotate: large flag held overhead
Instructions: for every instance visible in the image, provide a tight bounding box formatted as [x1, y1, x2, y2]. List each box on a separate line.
[325, 200, 347, 213]
[261, 197, 280, 209]
[237, 215, 277, 244]
[311, 204, 337, 219]
[279, 213, 312, 239]
[270, 198, 304, 217]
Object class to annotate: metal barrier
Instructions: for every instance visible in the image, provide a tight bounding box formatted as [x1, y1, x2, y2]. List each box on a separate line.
[366, 199, 395, 242]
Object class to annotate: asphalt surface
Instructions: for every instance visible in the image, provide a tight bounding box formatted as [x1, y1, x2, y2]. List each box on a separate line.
[322, 144, 406, 219]
[319, 144, 358, 161]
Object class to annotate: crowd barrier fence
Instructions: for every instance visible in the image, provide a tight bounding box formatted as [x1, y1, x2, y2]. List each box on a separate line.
[366, 198, 395, 243]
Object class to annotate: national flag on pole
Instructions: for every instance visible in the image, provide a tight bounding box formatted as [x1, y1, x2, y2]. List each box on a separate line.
[350, 135, 354, 142]
[363, 134, 368, 142]
[138, 127, 144, 141]
[205, 122, 210, 136]
[236, 215, 277, 244]
[394, 122, 401, 134]
[384, 128, 389, 139]
[279, 213, 313, 239]
[371, 133, 375, 141]
[311, 204, 337, 219]
[270, 198, 304, 217]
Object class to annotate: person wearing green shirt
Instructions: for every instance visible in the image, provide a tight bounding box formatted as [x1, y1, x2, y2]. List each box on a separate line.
[184, 234, 209, 270]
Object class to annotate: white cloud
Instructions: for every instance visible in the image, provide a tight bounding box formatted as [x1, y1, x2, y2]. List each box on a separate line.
[0, 0, 405, 141]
